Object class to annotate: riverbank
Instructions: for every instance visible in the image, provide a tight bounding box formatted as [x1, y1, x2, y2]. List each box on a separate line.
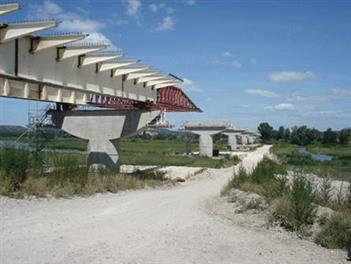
[271, 142, 351, 181]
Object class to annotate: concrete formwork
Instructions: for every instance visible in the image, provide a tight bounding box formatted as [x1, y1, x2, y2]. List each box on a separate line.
[52, 109, 160, 172]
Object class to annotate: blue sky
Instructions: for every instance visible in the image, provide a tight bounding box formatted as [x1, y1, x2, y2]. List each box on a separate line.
[0, 0, 350, 131]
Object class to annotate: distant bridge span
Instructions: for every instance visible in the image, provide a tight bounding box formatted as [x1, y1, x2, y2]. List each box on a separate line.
[0, 3, 201, 171]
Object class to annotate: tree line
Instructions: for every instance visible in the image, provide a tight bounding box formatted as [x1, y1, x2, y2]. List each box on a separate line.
[257, 122, 351, 145]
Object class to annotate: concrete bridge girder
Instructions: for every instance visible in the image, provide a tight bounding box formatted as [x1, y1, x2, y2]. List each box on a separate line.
[52, 109, 161, 172]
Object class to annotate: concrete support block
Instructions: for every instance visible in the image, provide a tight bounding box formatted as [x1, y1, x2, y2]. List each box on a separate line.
[199, 133, 213, 157]
[52, 109, 160, 172]
[87, 139, 120, 172]
[240, 135, 248, 145]
[189, 130, 222, 157]
[223, 132, 238, 151]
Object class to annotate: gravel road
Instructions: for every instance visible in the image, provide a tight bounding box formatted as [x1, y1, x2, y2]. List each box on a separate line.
[0, 145, 346, 264]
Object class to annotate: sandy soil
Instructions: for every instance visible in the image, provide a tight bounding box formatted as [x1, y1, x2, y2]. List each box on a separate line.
[0, 145, 347, 264]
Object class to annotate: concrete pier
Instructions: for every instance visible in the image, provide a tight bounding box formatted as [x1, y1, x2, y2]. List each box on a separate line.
[223, 128, 245, 151]
[183, 123, 228, 157]
[52, 109, 160, 172]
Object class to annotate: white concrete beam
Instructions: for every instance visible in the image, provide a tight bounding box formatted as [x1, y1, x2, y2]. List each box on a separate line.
[0, 20, 57, 43]
[97, 59, 138, 72]
[153, 82, 177, 89]
[30, 33, 86, 53]
[114, 66, 149, 77]
[146, 79, 176, 87]
[79, 52, 122, 67]
[125, 71, 158, 80]
[57, 44, 107, 61]
[0, 3, 20, 15]
[136, 75, 169, 84]
[3, 78, 10, 96]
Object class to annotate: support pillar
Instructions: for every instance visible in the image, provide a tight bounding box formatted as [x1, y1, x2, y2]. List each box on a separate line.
[188, 130, 223, 157]
[52, 109, 160, 172]
[223, 132, 238, 151]
[198, 132, 214, 157]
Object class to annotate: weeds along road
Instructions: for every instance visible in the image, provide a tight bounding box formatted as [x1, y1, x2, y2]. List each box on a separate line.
[0, 145, 345, 264]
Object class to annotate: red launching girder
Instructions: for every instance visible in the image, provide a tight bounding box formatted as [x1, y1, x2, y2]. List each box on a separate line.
[87, 86, 201, 112]
[154, 86, 201, 112]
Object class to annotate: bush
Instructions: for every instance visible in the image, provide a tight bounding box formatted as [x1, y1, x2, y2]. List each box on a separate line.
[222, 158, 287, 199]
[315, 210, 351, 249]
[288, 172, 317, 228]
[0, 148, 42, 192]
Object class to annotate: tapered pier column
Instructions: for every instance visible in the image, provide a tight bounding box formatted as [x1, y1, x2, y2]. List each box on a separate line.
[195, 131, 216, 157]
[52, 109, 160, 172]
[223, 128, 245, 151]
[182, 123, 228, 158]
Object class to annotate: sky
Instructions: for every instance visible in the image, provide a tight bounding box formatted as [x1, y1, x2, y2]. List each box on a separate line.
[0, 0, 350, 131]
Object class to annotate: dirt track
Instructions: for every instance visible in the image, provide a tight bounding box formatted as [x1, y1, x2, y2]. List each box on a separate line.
[0, 145, 346, 264]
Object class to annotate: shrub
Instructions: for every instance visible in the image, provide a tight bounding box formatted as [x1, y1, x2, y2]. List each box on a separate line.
[315, 210, 351, 249]
[272, 172, 317, 232]
[221, 165, 248, 195]
[21, 177, 49, 197]
[250, 157, 287, 184]
[316, 175, 333, 207]
[289, 172, 317, 228]
[221, 158, 287, 199]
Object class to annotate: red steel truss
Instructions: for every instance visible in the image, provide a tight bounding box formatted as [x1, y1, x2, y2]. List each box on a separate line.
[87, 86, 201, 112]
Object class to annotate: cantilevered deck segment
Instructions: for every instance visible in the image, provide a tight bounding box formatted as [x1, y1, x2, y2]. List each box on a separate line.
[0, 3, 200, 113]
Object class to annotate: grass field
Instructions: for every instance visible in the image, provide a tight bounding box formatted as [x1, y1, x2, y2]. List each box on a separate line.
[0, 135, 239, 168]
[271, 142, 351, 181]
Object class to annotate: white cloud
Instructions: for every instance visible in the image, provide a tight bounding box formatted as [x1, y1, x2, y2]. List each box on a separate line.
[250, 58, 257, 65]
[265, 103, 296, 111]
[108, 19, 129, 26]
[269, 71, 316, 82]
[245, 89, 279, 98]
[288, 88, 351, 102]
[29, 1, 116, 49]
[180, 78, 201, 92]
[156, 16, 175, 31]
[126, 0, 141, 17]
[43, 0, 62, 14]
[165, 7, 175, 14]
[230, 60, 242, 68]
[185, 0, 196, 5]
[332, 88, 351, 97]
[149, 3, 162, 12]
[149, 3, 175, 14]
[59, 19, 104, 33]
[223, 51, 232, 57]
[213, 59, 242, 69]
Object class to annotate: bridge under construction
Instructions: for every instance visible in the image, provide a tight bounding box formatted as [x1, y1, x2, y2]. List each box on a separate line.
[0, 2, 201, 172]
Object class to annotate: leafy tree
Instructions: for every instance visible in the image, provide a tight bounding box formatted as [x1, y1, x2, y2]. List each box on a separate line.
[284, 128, 291, 141]
[258, 122, 274, 142]
[277, 126, 285, 140]
[323, 128, 338, 144]
[339, 128, 351, 144]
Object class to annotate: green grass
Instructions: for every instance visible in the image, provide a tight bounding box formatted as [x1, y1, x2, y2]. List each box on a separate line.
[271, 142, 351, 181]
[222, 157, 288, 199]
[0, 135, 240, 168]
[222, 157, 318, 233]
[0, 148, 169, 198]
[315, 210, 351, 250]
